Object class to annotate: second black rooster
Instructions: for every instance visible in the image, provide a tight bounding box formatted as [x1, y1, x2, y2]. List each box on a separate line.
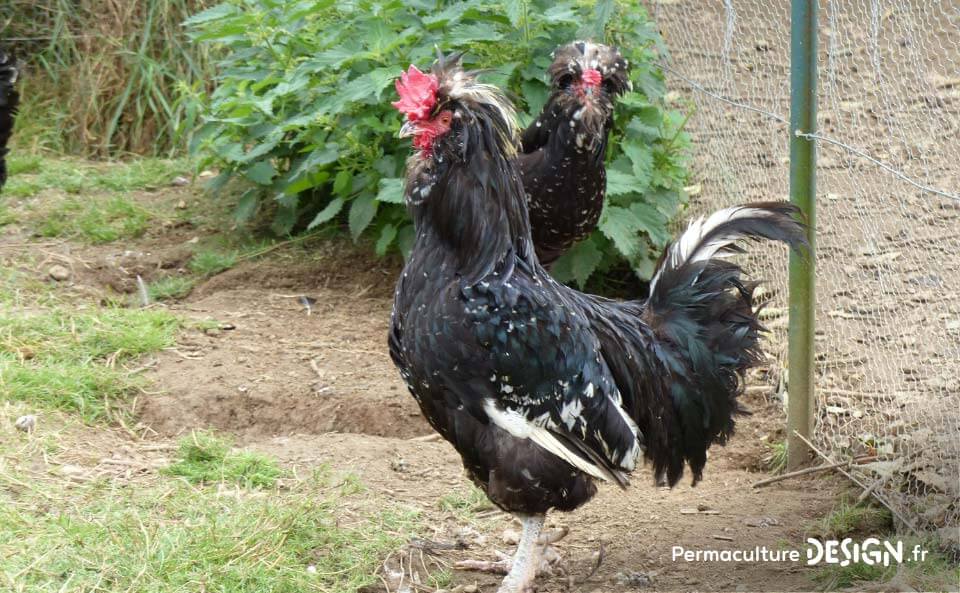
[519, 41, 630, 265]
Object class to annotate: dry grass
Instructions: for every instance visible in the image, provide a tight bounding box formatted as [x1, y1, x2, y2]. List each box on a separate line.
[2, 0, 215, 156]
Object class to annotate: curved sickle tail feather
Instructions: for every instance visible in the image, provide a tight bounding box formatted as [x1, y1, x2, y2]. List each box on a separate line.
[642, 202, 808, 485]
[0, 49, 19, 193]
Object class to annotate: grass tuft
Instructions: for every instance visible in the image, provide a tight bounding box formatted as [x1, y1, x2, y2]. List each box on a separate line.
[189, 248, 238, 276]
[437, 486, 494, 516]
[0, 308, 180, 421]
[810, 498, 893, 539]
[36, 196, 154, 243]
[0, 475, 420, 592]
[147, 276, 195, 301]
[164, 431, 284, 489]
[766, 439, 788, 475]
[5, 157, 188, 198]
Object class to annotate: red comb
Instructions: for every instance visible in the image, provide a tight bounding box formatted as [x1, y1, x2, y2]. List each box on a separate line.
[391, 65, 439, 121]
[582, 69, 602, 87]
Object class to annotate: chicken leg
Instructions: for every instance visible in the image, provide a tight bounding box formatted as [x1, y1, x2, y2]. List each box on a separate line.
[497, 514, 544, 593]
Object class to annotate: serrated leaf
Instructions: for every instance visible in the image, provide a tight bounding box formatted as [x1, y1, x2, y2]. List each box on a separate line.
[587, 0, 614, 38]
[605, 168, 635, 197]
[307, 197, 344, 230]
[623, 142, 654, 193]
[246, 161, 276, 185]
[348, 193, 378, 240]
[375, 178, 405, 204]
[629, 201, 671, 247]
[184, 3, 237, 26]
[375, 223, 398, 256]
[449, 22, 504, 43]
[566, 237, 603, 288]
[504, 0, 525, 27]
[599, 205, 644, 259]
[271, 194, 299, 236]
[233, 189, 259, 222]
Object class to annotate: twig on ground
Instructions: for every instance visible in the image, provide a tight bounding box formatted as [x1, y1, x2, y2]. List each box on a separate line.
[576, 540, 605, 584]
[752, 455, 877, 488]
[791, 431, 920, 535]
[408, 434, 442, 443]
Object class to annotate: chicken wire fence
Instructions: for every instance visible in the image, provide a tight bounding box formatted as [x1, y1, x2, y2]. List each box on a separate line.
[642, 0, 959, 541]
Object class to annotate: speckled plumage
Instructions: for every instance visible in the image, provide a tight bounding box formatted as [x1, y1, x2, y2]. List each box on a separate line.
[0, 50, 19, 192]
[389, 56, 807, 523]
[519, 41, 630, 266]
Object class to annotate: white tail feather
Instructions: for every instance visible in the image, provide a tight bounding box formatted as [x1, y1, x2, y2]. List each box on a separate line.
[649, 206, 779, 294]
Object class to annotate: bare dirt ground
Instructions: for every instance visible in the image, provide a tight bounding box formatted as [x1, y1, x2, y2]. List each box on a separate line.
[2, 198, 854, 592]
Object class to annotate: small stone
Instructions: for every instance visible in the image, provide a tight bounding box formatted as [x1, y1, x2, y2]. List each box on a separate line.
[171, 176, 190, 187]
[176, 199, 188, 209]
[15, 415, 36, 432]
[306, 564, 316, 574]
[48, 265, 70, 281]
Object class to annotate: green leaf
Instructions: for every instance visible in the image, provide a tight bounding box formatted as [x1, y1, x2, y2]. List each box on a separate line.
[375, 178, 405, 204]
[184, 3, 237, 26]
[375, 223, 398, 256]
[348, 193, 378, 240]
[449, 22, 504, 43]
[333, 170, 353, 197]
[605, 168, 635, 197]
[233, 190, 259, 222]
[552, 236, 602, 288]
[586, 0, 614, 39]
[307, 197, 345, 230]
[504, 0, 525, 27]
[599, 205, 644, 259]
[623, 142, 654, 193]
[629, 201, 671, 247]
[271, 194, 299, 236]
[396, 224, 416, 260]
[246, 161, 276, 185]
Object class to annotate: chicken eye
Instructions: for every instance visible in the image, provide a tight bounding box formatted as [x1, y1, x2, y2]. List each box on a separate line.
[440, 113, 452, 125]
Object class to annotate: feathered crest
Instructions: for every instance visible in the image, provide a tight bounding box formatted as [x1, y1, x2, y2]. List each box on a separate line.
[392, 65, 439, 121]
[548, 41, 631, 96]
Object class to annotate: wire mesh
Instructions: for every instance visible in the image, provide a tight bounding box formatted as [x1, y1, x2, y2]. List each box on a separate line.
[644, 0, 960, 541]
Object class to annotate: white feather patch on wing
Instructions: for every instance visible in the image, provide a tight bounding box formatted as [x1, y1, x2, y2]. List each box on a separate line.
[608, 394, 642, 470]
[483, 399, 610, 482]
[649, 205, 778, 293]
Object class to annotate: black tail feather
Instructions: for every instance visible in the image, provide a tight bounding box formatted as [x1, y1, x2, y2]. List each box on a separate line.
[642, 202, 807, 484]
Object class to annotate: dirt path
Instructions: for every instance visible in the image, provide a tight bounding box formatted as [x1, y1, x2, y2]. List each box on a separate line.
[107, 237, 843, 592]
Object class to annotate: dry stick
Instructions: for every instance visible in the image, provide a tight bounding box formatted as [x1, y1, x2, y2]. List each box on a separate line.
[752, 459, 863, 488]
[791, 431, 920, 536]
[575, 540, 605, 585]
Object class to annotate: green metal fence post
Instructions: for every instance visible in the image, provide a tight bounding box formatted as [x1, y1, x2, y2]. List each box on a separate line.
[787, 0, 817, 470]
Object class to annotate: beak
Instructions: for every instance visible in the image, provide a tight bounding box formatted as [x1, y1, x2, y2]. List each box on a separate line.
[398, 120, 418, 138]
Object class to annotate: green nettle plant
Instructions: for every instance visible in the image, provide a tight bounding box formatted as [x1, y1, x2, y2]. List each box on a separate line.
[186, 0, 691, 285]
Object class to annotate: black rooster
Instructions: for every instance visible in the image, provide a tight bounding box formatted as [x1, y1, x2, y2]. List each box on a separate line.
[0, 49, 18, 191]
[389, 56, 806, 593]
[519, 42, 630, 266]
